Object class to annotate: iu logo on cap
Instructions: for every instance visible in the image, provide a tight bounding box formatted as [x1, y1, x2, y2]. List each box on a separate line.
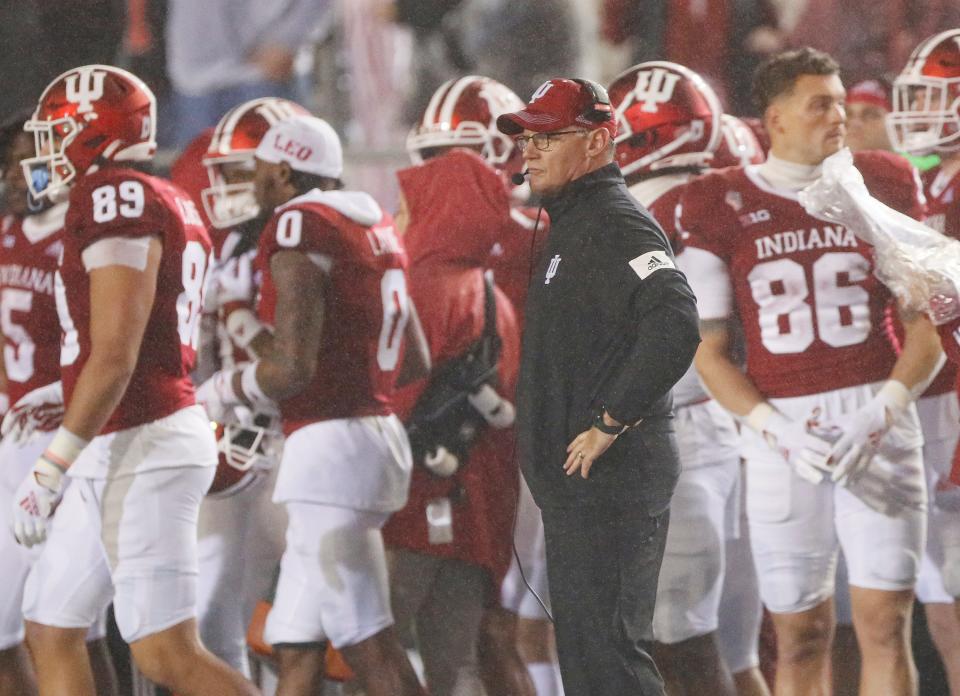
[65, 68, 106, 114]
[633, 68, 680, 114]
[530, 82, 554, 103]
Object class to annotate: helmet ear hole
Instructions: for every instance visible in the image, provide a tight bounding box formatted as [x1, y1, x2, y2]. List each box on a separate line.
[628, 130, 657, 149]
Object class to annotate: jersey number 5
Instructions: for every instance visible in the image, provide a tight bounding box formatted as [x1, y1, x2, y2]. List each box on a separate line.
[1, 289, 36, 381]
[748, 252, 871, 354]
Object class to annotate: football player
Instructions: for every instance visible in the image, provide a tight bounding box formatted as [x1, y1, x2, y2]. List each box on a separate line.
[887, 28, 960, 693]
[609, 61, 758, 696]
[196, 114, 430, 696]
[9, 65, 257, 696]
[845, 79, 894, 153]
[679, 47, 942, 694]
[171, 97, 309, 676]
[406, 75, 559, 696]
[0, 113, 117, 696]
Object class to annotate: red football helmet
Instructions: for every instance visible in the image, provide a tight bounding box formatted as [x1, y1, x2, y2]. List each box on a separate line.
[608, 61, 723, 178]
[712, 114, 766, 168]
[22, 64, 156, 201]
[203, 97, 310, 229]
[207, 410, 282, 498]
[888, 29, 960, 154]
[407, 75, 524, 171]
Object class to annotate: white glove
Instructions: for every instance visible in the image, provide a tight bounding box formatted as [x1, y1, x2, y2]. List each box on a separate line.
[216, 253, 257, 306]
[842, 456, 926, 516]
[196, 369, 242, 424]
[11, 458, 64, 547]
[1, 381, 64, 444]
[746, 403, 836, 484]
[827, 380, 912, 485]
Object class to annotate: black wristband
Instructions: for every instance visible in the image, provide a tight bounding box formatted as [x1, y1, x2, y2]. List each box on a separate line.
[593, 411, 626, 436]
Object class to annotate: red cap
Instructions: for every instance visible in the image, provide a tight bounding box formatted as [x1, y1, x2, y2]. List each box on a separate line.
[496, 79, 617, 138]
[847, 79, 892, 112]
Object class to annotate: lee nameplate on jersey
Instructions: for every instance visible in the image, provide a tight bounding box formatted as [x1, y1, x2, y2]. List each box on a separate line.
[629, 250, 674, 280]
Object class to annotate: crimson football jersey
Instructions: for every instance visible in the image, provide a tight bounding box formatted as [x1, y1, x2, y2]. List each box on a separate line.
[919, 163, 960, 396]
[59, 168, 212, 433]
[679, 151, 925, 398]
[256, 190, 408, 434]
[0, 206, 65, 404]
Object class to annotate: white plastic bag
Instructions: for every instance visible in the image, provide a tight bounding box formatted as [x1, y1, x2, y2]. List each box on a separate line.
[799, 148, 960, 325]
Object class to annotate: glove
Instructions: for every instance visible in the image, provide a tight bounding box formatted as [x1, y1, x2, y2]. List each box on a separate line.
[11, 458, 65, 547]
[746, 403, 836, 484]
[1, 381, 64, 445]
[216, 253, 257, 307]
[842, 456, 926, 516]
[827, 380, 912, 485]
[196, 369, 242, 425]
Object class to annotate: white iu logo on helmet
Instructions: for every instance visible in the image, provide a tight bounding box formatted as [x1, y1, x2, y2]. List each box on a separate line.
[254, 100, 300, 126]
[633, 68, 681, 114]
[65, 68, 107, 115]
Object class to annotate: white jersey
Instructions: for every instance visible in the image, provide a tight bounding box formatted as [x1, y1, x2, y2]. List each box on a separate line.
[629, 174, 709, 408]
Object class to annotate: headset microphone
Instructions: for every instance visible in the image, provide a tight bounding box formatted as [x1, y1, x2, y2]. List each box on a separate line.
[511, 169, 530, 186]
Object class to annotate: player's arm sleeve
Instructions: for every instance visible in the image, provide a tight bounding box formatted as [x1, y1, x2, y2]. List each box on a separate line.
[597, 234, 701, 425]
[81, 237, 153, 271]
[677, 248, 733, 319]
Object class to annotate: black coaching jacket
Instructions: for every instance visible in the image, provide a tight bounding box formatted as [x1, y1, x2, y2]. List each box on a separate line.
[516, 162, 700, 511]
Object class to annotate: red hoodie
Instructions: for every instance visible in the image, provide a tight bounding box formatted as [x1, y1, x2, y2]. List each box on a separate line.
[383, 149, 521, 584]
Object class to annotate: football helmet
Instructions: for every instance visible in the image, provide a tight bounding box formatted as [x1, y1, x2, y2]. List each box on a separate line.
[407, 75, 525, 172]
[203, 97, 309, 229]
[887, 29, 960, 154]
[608, 61, 723, 177]
[207, 409, 282, 498]
[712, 114, 766, 168]
[22, 65, 156, 201]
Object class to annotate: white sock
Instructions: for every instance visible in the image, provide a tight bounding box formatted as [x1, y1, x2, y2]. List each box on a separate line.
[527, 661, 564, 696]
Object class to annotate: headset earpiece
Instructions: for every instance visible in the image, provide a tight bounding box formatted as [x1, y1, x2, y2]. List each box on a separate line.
[573, 78, 613, 123]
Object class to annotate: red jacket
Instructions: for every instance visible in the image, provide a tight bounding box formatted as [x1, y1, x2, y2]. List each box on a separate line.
[383, 149, 521, 584]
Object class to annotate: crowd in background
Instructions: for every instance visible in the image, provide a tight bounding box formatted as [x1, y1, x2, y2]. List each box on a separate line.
[4, 0, 960, 172]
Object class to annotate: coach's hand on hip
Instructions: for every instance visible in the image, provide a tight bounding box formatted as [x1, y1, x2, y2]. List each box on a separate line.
[564, 412, 624, 478]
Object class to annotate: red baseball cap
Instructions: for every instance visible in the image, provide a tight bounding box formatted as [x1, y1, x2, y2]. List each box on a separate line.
[847, 79, 892, 112]
[496, 78, 617, 138]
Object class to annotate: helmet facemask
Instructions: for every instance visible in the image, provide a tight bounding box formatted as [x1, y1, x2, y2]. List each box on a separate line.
[21, 115, 80, 202]
[202, 153, 260, 229]
[887, 76, 960, 154]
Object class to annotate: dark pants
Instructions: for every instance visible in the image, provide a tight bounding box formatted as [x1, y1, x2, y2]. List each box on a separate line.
[541, 503, 670, 696]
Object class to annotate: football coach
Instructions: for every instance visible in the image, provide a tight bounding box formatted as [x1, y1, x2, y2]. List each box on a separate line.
[497, 79, 700, 696]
